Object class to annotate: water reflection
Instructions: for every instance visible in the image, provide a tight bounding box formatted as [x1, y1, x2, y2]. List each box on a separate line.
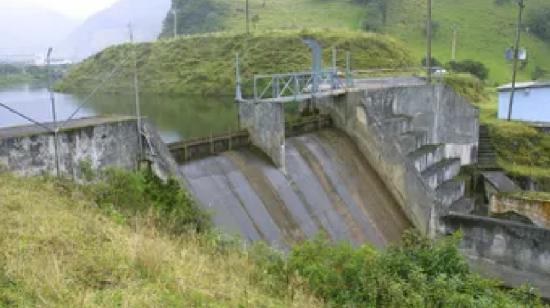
[0, 82, 238, 142]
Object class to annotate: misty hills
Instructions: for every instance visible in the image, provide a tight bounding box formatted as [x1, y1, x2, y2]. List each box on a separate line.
[0, 5, 77, 57]
[57, 0, 171, 61]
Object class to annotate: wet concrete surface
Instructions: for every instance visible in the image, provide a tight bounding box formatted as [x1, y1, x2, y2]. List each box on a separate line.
[180, 129, 412, 249]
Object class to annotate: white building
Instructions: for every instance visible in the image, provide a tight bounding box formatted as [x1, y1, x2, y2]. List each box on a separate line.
[498, 81, 550, 123]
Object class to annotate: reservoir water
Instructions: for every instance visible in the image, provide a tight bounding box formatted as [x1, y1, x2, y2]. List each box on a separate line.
[0, 82, 238, 143]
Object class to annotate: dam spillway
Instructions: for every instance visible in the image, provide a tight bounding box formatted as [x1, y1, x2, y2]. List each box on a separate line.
[180, 129, 412, 249]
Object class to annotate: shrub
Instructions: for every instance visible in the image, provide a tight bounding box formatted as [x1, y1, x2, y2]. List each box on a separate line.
[81, 168, 210, 234]
[257, 231, 543, 307]
[447, 59, 489, 80]
[421, 56, 442, 67]
[531, 66, 548, 80]
[443, 73, 486, 103]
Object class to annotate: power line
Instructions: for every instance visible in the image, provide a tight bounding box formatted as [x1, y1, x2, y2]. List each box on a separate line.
[0, 102, 53, 132]
[58, 55, 131, 129]
[47, 47, 60, 177]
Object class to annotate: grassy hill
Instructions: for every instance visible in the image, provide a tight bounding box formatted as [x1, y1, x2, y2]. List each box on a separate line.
[160, 0, 368, 38]
[384, 0, 550, 84]
[55, 30, 413, 96]
[61, 0, 550, 95]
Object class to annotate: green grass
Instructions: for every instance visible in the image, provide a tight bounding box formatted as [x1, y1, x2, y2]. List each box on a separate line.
[220, 0, 367, 31]
[55, 29, 413, 96]
[0, 172, 319, 307]
[384, 0, 550, 84]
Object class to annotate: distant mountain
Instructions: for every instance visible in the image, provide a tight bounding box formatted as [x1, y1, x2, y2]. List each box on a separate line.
[0, 5, 78, 57]
[57, 0, 171, 61]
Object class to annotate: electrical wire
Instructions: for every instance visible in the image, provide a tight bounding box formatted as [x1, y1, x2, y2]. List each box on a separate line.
[58, 55, 132, 129]
[0, 101, 54, 132]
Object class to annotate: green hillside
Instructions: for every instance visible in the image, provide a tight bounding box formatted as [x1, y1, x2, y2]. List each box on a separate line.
[384, 0, 550, 83]
[59, 0, 550, 95]
[55, 30, 413, 96]
[159, 0, 367, 38]
[160, 0, 550, 84]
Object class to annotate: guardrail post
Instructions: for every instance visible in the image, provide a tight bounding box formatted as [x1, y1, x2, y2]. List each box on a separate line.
[228, 129, 232, 151]
[210, 132, 214, 154]
[273, 76, 280, 98]
[253, 76, 258, 100]
[294, 75, 300, 99]
[346, 51, 353, 88]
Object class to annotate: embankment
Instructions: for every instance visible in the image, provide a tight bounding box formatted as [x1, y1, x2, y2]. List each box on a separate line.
[54, 30, 413, 96]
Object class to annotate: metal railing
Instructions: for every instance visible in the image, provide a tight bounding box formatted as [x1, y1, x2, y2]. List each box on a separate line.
[251, 69, 347, 101]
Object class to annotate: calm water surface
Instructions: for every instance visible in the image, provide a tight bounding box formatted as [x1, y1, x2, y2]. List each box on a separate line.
[0, 83, 238, 142]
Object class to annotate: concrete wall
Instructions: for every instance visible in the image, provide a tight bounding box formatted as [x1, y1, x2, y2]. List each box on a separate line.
[0, 116, 182, 183]
[316, 91, 436, 235]
[498, 87, 550, 122]
[391, 84, 479, 165]
[442, 214, 550, 286]
[490, 194, 550, 229]
[0, 117, 140, 178]
[141, 120, 183, 182]
[239, 100, 285, 169]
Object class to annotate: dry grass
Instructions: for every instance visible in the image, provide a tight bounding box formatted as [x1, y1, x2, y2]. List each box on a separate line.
[0, 174, 319, 307]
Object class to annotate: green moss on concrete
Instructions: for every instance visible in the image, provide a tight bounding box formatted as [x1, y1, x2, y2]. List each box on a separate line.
[504, 191, 550, 202]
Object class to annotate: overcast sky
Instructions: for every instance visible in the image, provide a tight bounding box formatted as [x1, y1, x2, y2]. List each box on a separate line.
[0, 0, 119, 20]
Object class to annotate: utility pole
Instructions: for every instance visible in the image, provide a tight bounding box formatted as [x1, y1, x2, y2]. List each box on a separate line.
[128, 23, 144, 160]
[451, 25, 457, 60]
[507, 0, 525, 121]
[426, 0, 432, 84]
[332, 48, 337, 69]
[235, 53, 242, 101]
[172, 9, 178, 39]
[46, 47, 60, 177]
[246, 0, 250, 34]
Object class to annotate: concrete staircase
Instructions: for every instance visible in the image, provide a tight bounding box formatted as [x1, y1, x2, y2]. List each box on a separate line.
[478, 125, 499, 170]
[380, 113, 472, 214]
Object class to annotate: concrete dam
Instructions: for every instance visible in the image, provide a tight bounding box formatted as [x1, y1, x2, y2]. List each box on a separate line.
[1, 83, 549, 295]
[180, 129, 411, 249]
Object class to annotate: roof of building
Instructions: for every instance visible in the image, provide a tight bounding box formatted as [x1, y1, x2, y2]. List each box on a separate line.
[497, 81, 550, 92]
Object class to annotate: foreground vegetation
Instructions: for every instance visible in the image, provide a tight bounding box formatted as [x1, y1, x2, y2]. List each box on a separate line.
[55, 29, 413, 96]
[0, 170, 545, 307]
